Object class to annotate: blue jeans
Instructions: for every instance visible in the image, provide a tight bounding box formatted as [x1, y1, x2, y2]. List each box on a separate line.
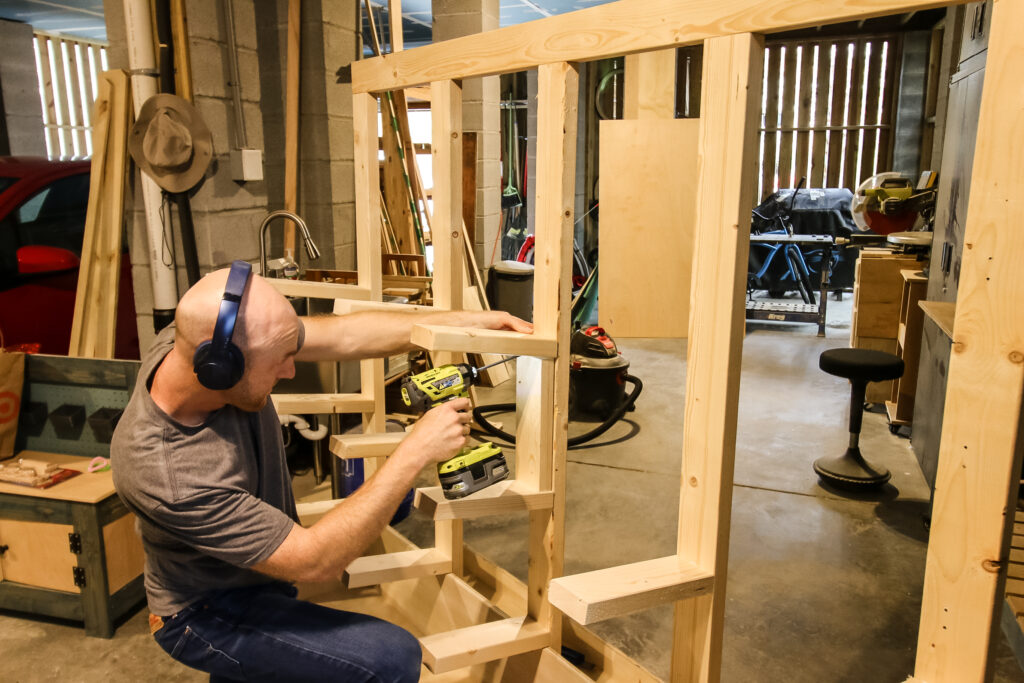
[152, 582, 421, 682]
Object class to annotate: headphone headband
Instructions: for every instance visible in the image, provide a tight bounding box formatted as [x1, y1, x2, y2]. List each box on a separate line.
[193, 260, 252, 391]
[209, 260, 251, 352]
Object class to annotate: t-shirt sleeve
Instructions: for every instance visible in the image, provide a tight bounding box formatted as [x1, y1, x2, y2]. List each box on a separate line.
[148, 487, 296, 567]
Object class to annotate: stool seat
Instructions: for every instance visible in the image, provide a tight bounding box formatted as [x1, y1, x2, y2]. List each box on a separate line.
[819, 348, 904, 383]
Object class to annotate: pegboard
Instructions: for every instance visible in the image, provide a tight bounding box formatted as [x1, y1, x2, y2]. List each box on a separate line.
[15, 355, 141, 459]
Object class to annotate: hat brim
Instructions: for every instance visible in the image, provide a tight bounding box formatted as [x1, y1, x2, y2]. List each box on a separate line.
[129, 94, 214, 194]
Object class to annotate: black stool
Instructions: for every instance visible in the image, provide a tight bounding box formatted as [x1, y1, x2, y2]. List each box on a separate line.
[814, 348, 904, 488]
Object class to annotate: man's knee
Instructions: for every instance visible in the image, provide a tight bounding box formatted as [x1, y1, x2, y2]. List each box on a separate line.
[378, 623, 422, 683]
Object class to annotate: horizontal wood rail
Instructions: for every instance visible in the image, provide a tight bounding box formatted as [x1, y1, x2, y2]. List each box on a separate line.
[548, 555, 715, 625]
[415, 480, 554, 521]
[329, 432, 407, 460]
[267, 279, 371, 300]
[333, 299, 440, 315]
[410, 324, 556, 358]
[270, 393, 374, 415]
[420, 616, 551, 673]
[350, 0, 955, 92]
[344, 548, 451, 588]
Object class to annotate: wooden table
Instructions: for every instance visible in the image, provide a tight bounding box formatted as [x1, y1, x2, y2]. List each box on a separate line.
[0, 451, 145, 637]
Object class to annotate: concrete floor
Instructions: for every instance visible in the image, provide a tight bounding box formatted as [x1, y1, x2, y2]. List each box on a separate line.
[2, 295, 1023, 681]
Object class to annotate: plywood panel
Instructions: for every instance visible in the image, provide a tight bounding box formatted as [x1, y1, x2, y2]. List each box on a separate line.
[103, 512, 144, 594]
[598, 118, 699, 338]
[0, 519, 79, 593]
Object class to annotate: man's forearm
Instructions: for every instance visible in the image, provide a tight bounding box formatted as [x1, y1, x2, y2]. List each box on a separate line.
[297, 309, 528, 361]
[306, 444, 425, 577]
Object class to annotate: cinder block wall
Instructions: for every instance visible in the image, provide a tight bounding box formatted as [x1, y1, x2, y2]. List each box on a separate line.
[256, 0, 359, 272]
[106, 0, 359, 350]
[0, 19, 45, 156]
[432, 0, 500, 276]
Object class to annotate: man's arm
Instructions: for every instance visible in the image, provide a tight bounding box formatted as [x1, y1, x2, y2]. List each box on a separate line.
[295, 309, 532, 362]
[250, 399, 472, 583]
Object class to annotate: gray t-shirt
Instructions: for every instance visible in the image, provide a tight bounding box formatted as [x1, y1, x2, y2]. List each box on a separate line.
[111, 325, 298, 616]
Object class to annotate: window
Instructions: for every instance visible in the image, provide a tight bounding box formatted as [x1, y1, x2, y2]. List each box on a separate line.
[758, 36, 901, 200]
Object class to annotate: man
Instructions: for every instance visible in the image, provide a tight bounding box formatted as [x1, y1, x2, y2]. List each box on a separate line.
[111, 263, 532, 682]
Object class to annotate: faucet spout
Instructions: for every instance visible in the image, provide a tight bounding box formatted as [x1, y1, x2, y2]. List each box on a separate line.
[259, 210, 320, 277]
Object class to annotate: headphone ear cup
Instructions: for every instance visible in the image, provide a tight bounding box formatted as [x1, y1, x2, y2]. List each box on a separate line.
[193, 341, 245, 391]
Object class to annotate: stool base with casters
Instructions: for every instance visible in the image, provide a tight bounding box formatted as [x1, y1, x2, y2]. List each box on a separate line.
[815, 348, 904, 490]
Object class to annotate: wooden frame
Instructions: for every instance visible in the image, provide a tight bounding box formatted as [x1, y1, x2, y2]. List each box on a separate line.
[321, 0, 1024, 680]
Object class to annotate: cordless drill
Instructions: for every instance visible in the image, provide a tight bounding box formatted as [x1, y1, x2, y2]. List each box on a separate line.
[400, 359, 514, 499]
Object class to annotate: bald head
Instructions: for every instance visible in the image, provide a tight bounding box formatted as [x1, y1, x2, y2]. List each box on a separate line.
[175, 266, 299, 363]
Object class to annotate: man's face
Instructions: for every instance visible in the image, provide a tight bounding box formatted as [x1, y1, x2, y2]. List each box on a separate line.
[228, 320, 301, 412]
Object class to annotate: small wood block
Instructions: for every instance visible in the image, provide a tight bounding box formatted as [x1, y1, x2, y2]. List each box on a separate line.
[345, 548, 451, 588]
[267, 279, 372, 301]
[419, 616, 550, 674]
[330, 432, 407, 460]
[548, 555, 715, 625]
[1007, 577, 1024, 597]
[414, 480, 554, 521]
[410, 324, 557, 359]
[270, 393, 375, 415]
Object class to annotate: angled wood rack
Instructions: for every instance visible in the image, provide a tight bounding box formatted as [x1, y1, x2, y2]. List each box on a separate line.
[306, 0, 1021, 679]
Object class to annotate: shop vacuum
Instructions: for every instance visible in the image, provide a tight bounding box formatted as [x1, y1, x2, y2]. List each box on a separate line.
[472, 326, 643, 448]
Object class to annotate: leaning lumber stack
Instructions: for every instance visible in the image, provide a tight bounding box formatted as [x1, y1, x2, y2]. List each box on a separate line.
[68, 70, 132, 360]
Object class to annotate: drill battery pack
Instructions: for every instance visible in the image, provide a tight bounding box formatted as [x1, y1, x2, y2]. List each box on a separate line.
[438, 442, 509, 499]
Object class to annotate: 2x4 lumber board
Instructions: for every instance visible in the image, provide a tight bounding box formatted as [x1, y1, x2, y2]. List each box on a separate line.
[329, 431, 407, 459]
[410, 324, 556, 358]
[353, 90, 388, 472]
[271, 393, 374, 415]
[461, 545, 664, 683]
[430, 79, 464, 311]
[283, 0, 300, 260]
[414, 481, 553, 521]
[549, 556, 715, 626]
[344, 548, 451, 588]
[267, 279, 371, 301]
[69, 70, 130, 359]
[350, 0, 954, 92]
[503, 647, 592, 683]
[520, 62, 578, 645]
[419, 616, 550, 674]
[671, 33, 763, 683]
[333, 299, 439, 315]
[914, 2, 1024, 680]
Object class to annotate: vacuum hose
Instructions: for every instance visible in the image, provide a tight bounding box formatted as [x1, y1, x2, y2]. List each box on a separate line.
[472, 373, 643, 448]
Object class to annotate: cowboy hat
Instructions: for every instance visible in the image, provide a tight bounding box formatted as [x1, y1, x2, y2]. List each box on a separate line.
[129, 94, 213, 193]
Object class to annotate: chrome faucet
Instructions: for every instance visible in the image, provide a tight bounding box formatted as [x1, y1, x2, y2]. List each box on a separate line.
[259, 210, 321, 277]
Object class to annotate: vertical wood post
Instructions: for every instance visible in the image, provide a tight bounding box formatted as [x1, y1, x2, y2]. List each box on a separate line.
[517, 61, 578, 644]
[915, 1, 1024, 679]
[430, 78, 465, 574]
[353, 92, 387, 476]
[671, 32, 763, 683]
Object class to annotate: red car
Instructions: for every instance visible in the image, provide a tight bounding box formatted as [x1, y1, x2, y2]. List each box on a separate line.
[0, 157, 139, 358]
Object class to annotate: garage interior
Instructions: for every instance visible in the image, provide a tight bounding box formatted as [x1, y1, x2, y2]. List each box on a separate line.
[0, 1, 1021, 682]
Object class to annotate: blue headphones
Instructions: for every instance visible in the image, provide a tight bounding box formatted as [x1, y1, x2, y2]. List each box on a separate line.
[193, 260, 252, 390]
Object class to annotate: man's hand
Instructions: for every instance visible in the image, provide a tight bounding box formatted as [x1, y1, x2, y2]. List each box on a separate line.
[457, 310, 533, 334]
[400, 398, 473, 467]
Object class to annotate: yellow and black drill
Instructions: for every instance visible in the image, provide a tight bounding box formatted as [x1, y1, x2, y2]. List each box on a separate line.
[400, 359, 514, 499]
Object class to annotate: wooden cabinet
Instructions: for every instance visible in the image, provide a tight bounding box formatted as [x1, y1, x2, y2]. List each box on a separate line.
[850, 250, 922, 403]
[885, 270, 928, 428]
[0, 452, 145, 637]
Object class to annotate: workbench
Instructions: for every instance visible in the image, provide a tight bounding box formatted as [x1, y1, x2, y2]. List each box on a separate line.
[0, 451, 144, 637]
[745, 233, 834, 336]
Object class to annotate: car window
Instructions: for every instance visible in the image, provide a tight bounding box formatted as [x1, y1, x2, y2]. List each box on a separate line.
[12, 173, 90, 255]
